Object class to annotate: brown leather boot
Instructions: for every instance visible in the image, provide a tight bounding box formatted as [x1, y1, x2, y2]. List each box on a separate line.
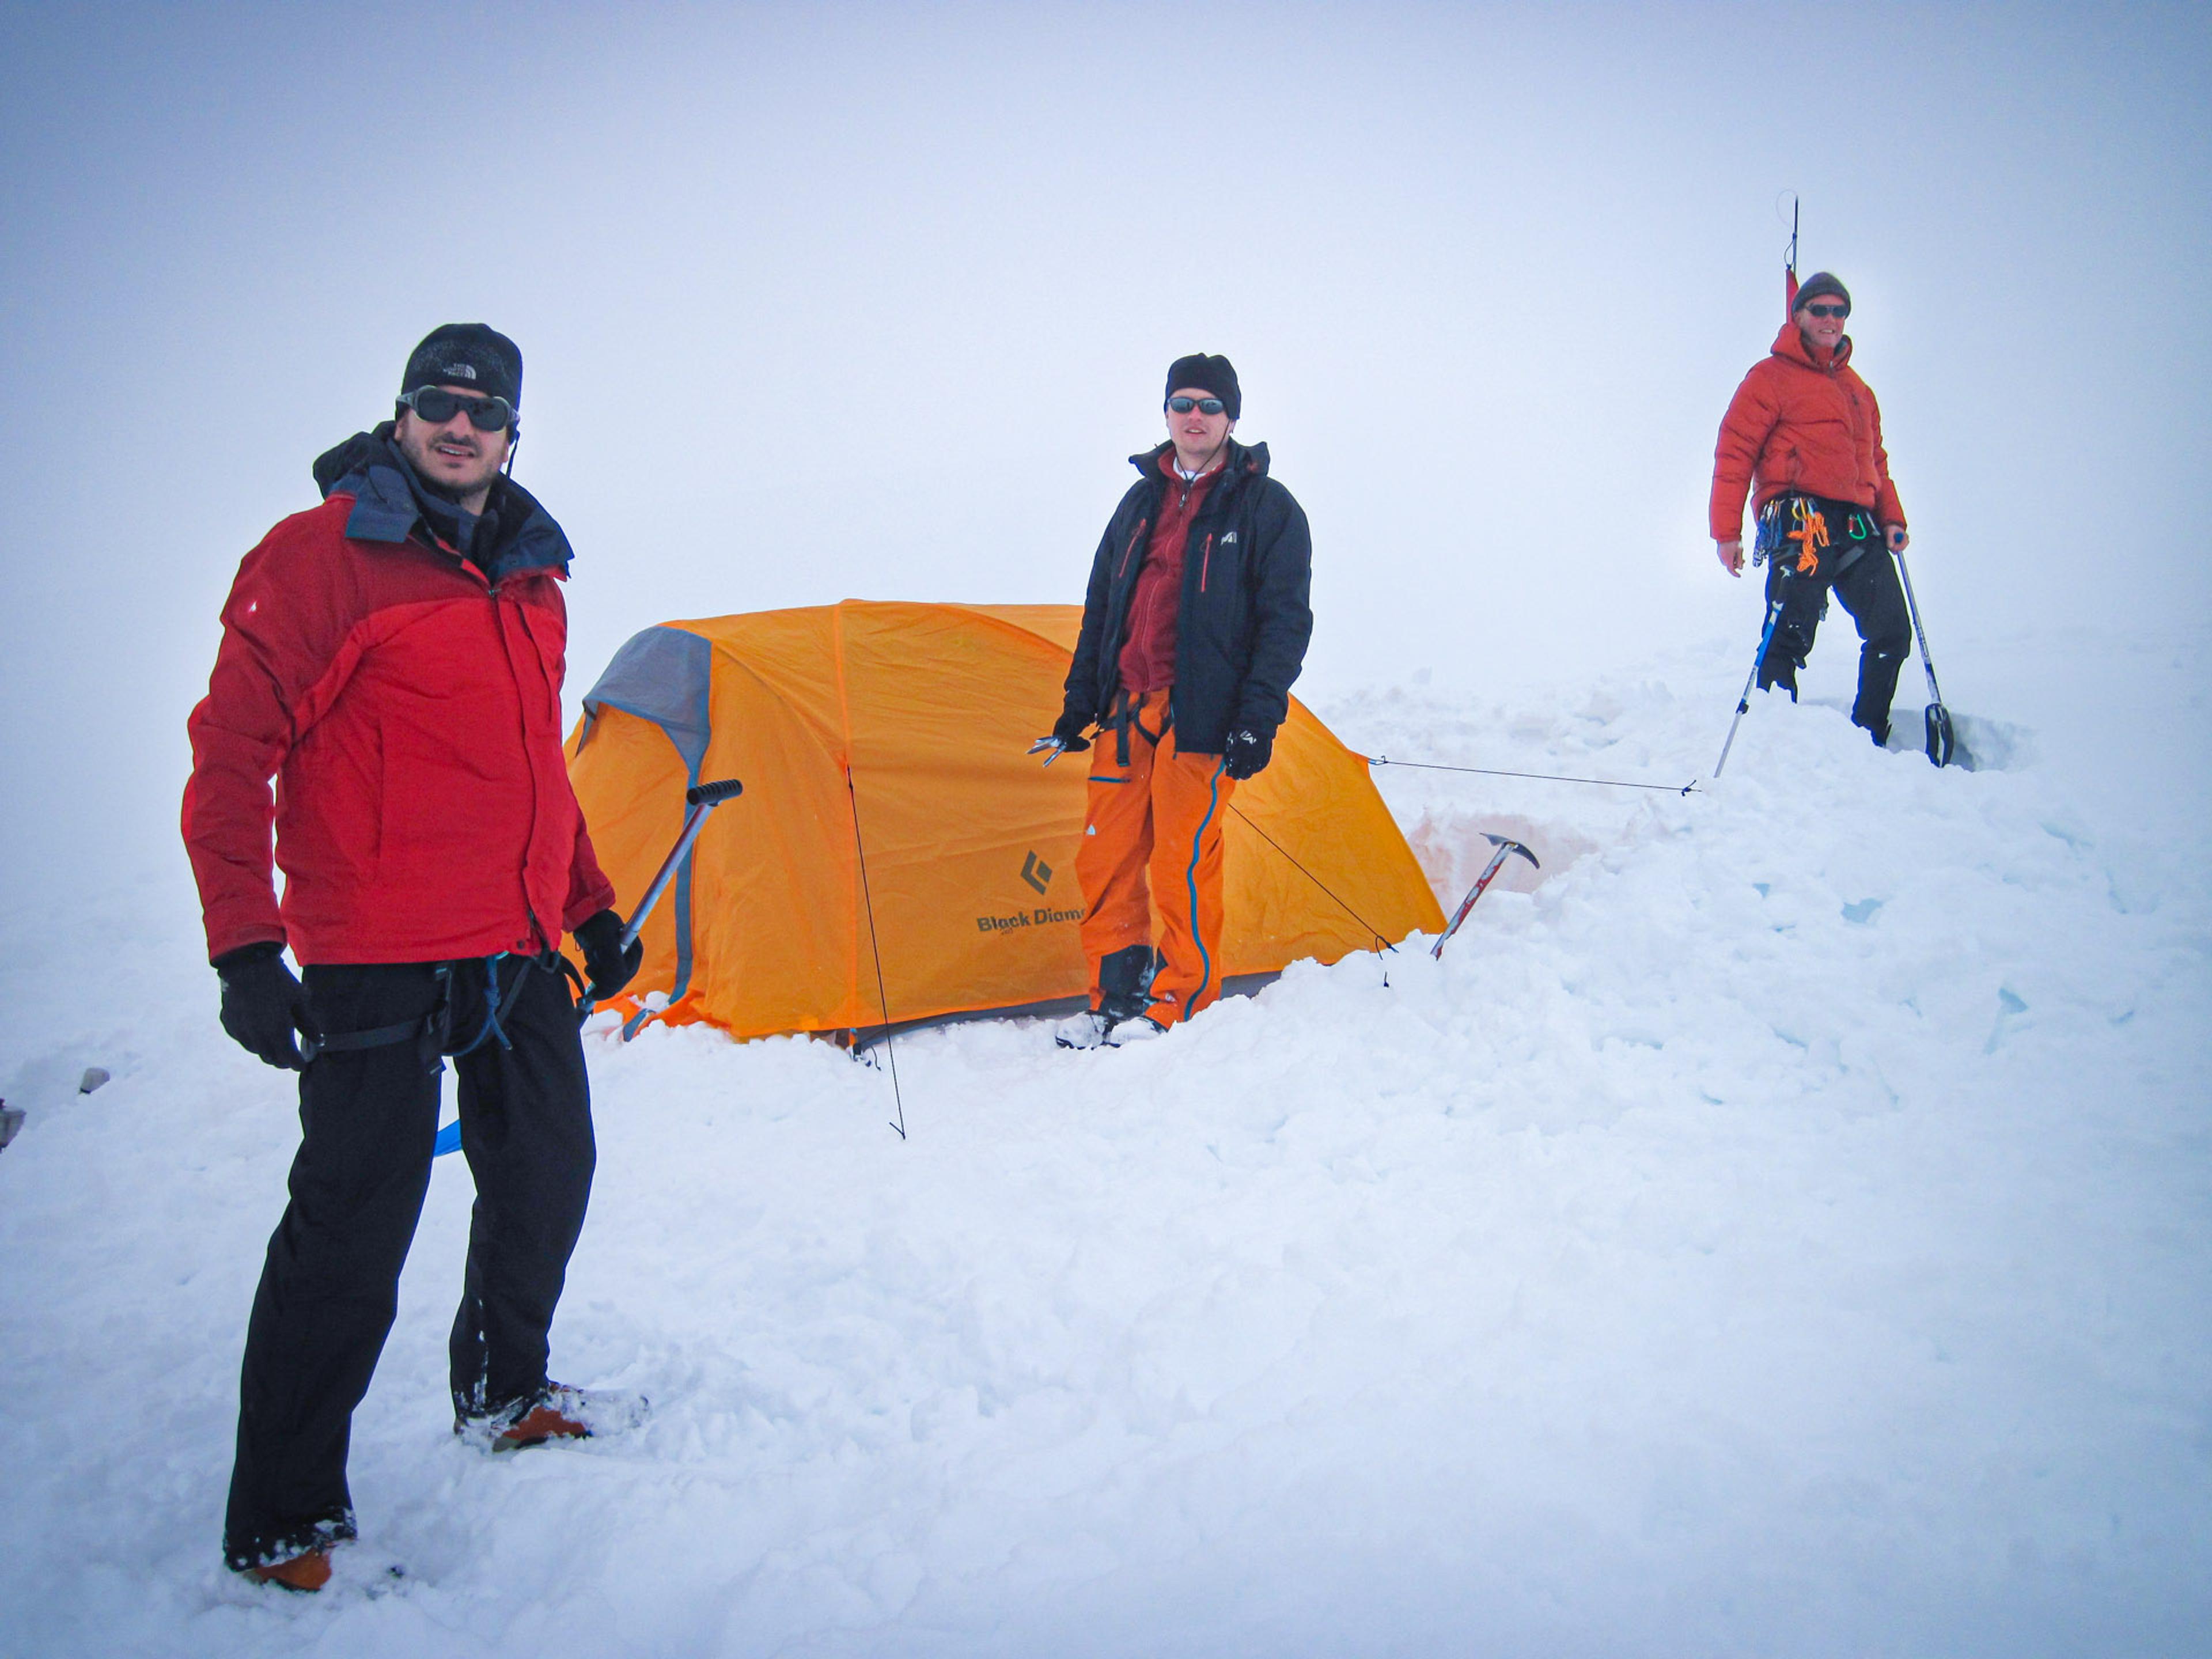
[244, 1546, 332, 1593]
[457, 1380, 646, 1451]
[491, 1397, 593, 1452]
[457, 1382, 647, 1452]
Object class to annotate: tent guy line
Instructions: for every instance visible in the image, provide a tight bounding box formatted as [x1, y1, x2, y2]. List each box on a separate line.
[846, 763, 908, 1141]
[1226, 803, 1393, 961]
[1362, 753, 1701, 796]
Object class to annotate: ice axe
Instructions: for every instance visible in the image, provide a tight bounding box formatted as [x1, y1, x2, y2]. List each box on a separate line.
[1431, 834, 1539, 959]
[1893, 550, 1956, 768]
[576, 777, 744, 1022]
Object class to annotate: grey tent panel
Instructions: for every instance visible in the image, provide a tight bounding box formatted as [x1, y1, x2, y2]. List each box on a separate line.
[579, 625, 714, 775]
[575, 624, 719, 1025]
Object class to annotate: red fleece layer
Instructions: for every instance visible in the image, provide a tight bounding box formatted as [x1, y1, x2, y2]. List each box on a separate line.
[1117, 456, 1221, 695]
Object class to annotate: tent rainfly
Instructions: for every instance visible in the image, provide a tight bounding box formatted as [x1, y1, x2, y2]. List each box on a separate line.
[567, 601, 1445, 1041]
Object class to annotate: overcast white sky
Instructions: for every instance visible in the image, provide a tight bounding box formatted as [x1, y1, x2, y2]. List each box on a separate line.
[2, 1, 2206, 895]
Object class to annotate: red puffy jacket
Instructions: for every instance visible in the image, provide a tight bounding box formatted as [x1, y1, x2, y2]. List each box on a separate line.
[1709, 321, 1906, 541]
[183, 444, 614, 965]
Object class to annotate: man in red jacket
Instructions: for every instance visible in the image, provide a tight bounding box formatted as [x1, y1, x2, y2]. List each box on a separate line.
[183, 324, 642, 1591]
[1710, 273, 1914, 743]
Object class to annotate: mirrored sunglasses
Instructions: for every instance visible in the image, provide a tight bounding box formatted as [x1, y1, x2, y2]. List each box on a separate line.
[1167, 396, 1226, 415]
[399, 387, 515, 431]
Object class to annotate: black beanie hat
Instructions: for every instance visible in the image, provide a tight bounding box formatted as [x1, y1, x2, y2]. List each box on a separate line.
[1165, 353, 1240, 421]
[401, 323, 523, 407]
[1792, 272, 1851, 316]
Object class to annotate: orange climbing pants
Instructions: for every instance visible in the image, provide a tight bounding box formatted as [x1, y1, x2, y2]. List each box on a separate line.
[1075, 686, 1236, 1028]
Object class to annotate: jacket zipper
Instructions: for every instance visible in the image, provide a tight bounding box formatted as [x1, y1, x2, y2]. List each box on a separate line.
[1199, 534, 1214, 592]
[1116, 518, 1149, 582]
[496, 590, 558, 955]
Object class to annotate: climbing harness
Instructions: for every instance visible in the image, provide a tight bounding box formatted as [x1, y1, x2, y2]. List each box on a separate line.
[1107, 687, 1173, 767]
[1786, 502, 1830, 575]
[299, 949, 549, 1074]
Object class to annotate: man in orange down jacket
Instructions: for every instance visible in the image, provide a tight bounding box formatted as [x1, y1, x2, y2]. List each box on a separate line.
[1710, 272, 1914, 744]
[1033, 353, 1314, 1048]
[183, 324, 643, 1592]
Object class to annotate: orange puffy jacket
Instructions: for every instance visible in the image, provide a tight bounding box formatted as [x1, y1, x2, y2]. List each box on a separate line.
[1709, 321, 1905, 542]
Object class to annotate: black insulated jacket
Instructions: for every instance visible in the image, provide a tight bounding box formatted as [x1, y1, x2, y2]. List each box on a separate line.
[1059, 438, 1314, 755]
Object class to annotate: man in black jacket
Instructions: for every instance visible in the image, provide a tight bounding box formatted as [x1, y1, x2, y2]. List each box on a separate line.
[1035, 354, 1313, 1048]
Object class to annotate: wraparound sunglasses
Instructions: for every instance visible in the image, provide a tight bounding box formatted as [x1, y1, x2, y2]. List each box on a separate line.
[398, 387, 516, 431]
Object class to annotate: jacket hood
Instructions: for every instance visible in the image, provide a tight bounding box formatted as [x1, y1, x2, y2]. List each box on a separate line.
[1771, 320, 1853, 374]
[1127, 436, 1272, 480]
[311, 422, 573, 577]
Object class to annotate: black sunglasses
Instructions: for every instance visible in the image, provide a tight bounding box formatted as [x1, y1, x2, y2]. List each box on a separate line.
[398, 387, 515, 431]
[1167, 396, 1226, 415]
[1800, 303, 1849, 320]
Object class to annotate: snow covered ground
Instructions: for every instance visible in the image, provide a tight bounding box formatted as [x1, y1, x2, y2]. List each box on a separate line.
[2, 622, 2207, 1658]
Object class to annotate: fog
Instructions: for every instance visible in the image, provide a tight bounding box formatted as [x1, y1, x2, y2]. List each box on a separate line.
[3, 0, 2206, 894]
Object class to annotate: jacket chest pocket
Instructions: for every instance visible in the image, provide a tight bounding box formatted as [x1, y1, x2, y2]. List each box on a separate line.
[1191, 532, 1249, 646]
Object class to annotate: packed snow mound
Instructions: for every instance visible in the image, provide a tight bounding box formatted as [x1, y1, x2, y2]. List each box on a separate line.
[1, 628, 2206, 1657]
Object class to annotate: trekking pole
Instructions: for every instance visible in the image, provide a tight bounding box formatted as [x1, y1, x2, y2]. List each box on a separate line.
[1713, 596, 1786, 778]
[577, 777, 744, 1018]
[1432, 834, 1539, 959]
[1893, 550, 1956, 768]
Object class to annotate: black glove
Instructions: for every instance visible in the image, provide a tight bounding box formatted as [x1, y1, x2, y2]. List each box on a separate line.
[1050, 711, 1093, 754]
[215, 943, 320, 1071]
[574, 908, 643, 1000]
[1222, 726, 1274, 781]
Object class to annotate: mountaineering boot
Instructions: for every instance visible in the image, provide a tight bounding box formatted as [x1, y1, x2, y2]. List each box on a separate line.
[1055, 1009, 1115, 1050]
[457, 1382, 647, 1453]
[1852, 645, 1907, 744]
[243, 1545, 334, 1593]
[1107, 1015, 1168, 1046]
[1096, 944, 1160, 1024]
[1060, 944, 1161, 1048]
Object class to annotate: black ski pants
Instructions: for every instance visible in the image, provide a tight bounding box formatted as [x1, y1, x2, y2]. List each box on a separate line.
[1759, 539, 1912, 741]
[222, 956, 595, 1571]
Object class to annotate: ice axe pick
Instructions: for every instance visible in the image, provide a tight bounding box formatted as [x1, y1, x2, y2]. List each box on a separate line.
[1431, 834, 1539, 959]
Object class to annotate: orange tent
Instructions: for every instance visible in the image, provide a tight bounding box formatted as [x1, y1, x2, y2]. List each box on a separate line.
[566, 601, 1444, 1040]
